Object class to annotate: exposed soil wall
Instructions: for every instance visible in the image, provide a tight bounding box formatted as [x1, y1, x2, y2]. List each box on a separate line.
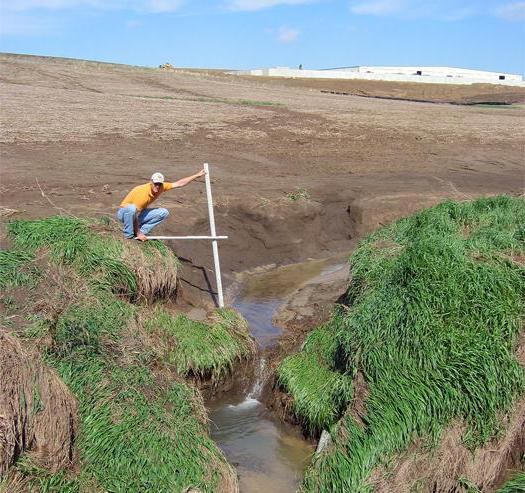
[369, 398, 525, 493]
[0, 331, 77, 476]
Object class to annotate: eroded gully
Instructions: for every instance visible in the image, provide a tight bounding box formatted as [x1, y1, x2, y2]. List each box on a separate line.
[206, 256, 349, 492]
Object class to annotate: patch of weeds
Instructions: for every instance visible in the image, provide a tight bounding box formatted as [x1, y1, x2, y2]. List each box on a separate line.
[4, 215, 232, 492]
[7, 455, 80, 493]
[470, 103, 520, 110]
[495, 472, 525, 492]
[285, 187, 311, 201]
[0, 250, 39, 288]
[41, 290, 233, 492]
[238, 99, 282, 106]
[458, 476, 481, 492]
[1, 295, 17, 312]
[145, 307, 255, 379]
[22, 316, 50, 339]
[0, 315, 14, 328]
[52, 294, 134, 357]
[277, 323, 352, 433]
[409, 478, 428, 493]
[192, 96, 282, 107]
[30, 387, 44, 415]
[7, 216, 178, 301]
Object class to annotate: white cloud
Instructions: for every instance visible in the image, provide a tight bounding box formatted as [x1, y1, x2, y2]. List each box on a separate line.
[495, 1, 525, 21]
[227, 0, 312, 12]
[350, 0, 405, 15]
[349, 0, 479, 20]
[277, 26, 299, 42]
[146, 0, 184, 12]
[2, 0, 185, 13]
[4, 0, 103, 10]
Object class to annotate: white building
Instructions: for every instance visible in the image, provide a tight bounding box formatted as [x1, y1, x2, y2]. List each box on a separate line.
[234, 66, 524, 86]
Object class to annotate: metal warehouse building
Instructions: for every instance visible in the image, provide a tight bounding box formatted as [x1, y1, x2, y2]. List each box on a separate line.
[235, 66, 524, 86]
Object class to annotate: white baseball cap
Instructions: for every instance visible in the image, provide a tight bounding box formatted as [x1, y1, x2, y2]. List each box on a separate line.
[151, 172, 165, 184]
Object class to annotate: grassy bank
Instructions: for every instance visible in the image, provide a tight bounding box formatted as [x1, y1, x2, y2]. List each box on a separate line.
[277, 195, 525, 492]
[1, 216, 253, 492]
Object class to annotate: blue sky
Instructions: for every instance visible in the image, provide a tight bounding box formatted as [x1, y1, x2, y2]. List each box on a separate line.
[1, 1, 524, 74]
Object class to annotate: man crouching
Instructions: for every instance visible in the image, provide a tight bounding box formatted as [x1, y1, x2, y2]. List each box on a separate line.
[117, 169, 205, 241]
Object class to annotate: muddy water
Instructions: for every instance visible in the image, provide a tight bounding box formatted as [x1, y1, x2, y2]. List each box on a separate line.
[208, 259, 340, 493]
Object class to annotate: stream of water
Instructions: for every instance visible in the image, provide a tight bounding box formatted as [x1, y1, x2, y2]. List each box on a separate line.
[208, 259, 342, 492]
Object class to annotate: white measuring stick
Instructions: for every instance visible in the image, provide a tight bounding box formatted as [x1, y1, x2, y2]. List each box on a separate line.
[144, 236, 228, 240]
[204, 163, 224, 308]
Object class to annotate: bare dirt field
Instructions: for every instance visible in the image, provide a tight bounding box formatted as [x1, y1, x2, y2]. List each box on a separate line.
[1, 53, 524, 306]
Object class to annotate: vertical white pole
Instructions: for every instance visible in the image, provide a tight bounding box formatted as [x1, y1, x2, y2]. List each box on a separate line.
[203, 163, 224, 308]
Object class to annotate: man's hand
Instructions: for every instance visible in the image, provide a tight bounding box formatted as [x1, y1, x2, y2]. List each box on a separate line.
[173, 169, 206, 188]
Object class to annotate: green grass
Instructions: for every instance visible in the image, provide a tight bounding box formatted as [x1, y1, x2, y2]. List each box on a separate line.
[277, 195, 525, 492]
[496, 472, 525, 493]
[4, 455, 80, 493]
[277, 323, 353, 433]
[471, 103, 522, 110]
[7, 216, 178, 301]
[0, 250, 39, 288]
[38, 291, 233, 492]
[145, 307, 255, 379]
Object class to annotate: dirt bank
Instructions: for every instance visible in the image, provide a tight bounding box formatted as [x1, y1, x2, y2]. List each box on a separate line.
[0, 332, 77, 478]
[237, 74, 525, 105]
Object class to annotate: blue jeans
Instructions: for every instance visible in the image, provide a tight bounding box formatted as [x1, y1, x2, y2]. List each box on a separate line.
[116, 205, 169, 239]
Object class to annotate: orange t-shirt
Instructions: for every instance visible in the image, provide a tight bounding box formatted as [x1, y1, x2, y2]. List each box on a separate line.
[119, 182, 174, 210]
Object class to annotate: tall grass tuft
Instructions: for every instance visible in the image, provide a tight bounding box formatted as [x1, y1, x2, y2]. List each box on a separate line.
[496, 472, 525, 493]
[7, 216, 178, 301]
[277, 323, 353, 434]
[280, 195, 525, 492]
[145, 307, 255, 379]
[0, 250, 38, 288]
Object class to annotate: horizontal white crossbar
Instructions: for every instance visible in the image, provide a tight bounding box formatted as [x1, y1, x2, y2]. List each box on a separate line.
[141, 235, 228, 240]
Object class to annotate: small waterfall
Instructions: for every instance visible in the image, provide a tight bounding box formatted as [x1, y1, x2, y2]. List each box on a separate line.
[247, 357, 267, 400]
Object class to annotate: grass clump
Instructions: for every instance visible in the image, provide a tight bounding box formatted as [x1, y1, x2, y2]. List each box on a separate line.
[496, 472, 525, 492]
[0, 250, 39, 288]
[285, 186, 311, 201]
[3, 455, 80, 493]
[277, 323, 352, 433]
[145, 307, 255, 379]
[279, 195, 525, 492]
[7, 216, 178, 301]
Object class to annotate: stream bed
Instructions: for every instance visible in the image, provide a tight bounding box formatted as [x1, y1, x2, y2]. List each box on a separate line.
[208, 258, 347, 492]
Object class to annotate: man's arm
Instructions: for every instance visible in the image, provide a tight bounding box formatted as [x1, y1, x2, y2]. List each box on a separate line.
[171, 169, 205, 188]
